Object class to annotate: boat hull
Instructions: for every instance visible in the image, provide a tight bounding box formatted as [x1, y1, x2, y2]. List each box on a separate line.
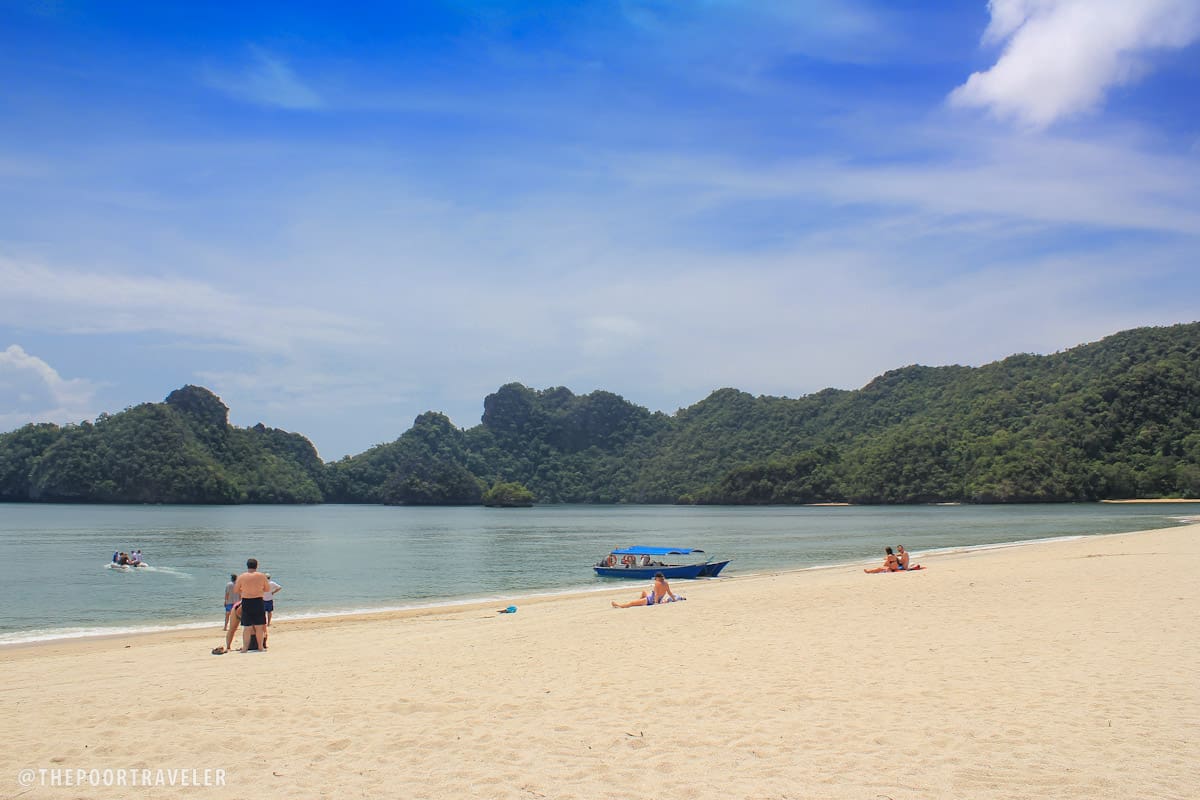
[594, 564, 706, 580]
[696, 560, 731, 577]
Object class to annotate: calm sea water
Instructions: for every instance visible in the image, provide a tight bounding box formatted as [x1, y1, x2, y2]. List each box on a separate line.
[1, 502, 1196, 645]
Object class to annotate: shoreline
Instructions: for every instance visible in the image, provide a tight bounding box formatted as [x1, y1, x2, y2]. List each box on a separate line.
[0, 528, 1135, 650]
[3, 522, 1196, 799]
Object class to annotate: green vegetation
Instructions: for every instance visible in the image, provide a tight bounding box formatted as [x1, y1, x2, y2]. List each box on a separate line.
[1, 386, 322, 504]
[1, 323, 1198, 505]
[482, 481, 535, 507]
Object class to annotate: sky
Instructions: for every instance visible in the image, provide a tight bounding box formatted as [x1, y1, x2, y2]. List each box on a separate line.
[1, 0, 1198, 460]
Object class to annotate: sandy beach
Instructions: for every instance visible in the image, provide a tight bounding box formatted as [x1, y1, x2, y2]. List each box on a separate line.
[2, 524, 1197, 800]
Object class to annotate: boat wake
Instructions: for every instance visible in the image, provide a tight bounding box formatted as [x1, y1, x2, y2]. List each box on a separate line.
[104, 563, 191, 579]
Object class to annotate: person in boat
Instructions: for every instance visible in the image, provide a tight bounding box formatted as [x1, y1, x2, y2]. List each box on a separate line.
[129, 550, 142, 566]
[864, 547, 899, 574]
[112, 550, 119, 564]
[117, 552, 130, 566]
[895, 545, 923, 571]
[611, 572, 680, 608]
[620, 554, 636, 568]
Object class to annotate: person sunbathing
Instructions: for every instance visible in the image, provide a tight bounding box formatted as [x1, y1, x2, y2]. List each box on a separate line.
[612, 573, 681, 607]
[864, 547, 900, 573]
[896, 544, 923, 570]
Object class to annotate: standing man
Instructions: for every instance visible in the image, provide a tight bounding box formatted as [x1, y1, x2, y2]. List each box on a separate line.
[233, 558, 270, 651]
[223, 573, 239, 631]
[263, 574, 282, 626]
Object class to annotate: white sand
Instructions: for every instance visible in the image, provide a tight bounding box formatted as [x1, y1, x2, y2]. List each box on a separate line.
[2, 524, 1197, 799]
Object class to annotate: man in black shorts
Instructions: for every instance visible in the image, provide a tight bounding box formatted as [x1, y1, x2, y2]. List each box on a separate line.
[233, 558, 270, 651]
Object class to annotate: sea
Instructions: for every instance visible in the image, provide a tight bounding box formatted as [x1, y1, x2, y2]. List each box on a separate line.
[1, 502, 1197, 646]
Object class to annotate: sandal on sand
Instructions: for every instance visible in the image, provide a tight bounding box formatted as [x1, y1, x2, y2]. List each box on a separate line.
[211, 646, 225, 655]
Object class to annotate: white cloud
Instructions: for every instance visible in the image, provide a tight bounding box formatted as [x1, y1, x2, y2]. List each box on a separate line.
[598, 127, 1200, 237]
[203, 46, 323, 110]
[950, 0, 1200, 127]
[579, 315, 646, 358]
[0, 345, 98, 429]
[0, 258, 376, 355]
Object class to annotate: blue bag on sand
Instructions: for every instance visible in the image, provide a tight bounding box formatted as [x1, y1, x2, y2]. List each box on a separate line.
[497, 605, 517, 614]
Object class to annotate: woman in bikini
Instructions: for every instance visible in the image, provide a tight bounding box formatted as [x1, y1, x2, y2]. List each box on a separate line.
[213, 601, 241, 654]
[611, 572, 678, 608]
[864, 547, 900, 573]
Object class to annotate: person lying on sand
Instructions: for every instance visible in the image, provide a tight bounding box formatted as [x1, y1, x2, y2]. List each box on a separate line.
[611, 572, 683, 607]
[864, 547, 900, 573]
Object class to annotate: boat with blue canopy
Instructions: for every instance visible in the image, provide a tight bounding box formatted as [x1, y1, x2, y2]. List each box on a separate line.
[594, 546, 731, 579]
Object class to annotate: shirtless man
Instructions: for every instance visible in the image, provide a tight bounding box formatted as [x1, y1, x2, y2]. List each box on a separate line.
[611, 572, 679, 608]
[895, 545, 923, 571]
[234, 558, 271, 651]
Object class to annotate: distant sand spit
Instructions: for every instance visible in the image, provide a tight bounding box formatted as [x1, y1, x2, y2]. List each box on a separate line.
[2, 524, 1197, 799]
[1100, 498, 1199, 503]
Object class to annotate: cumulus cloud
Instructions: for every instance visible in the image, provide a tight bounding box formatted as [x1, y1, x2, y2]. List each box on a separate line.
[950, 0, 1200, 127]
[203, 46, 323, 110]
[0, 345, 98, 429]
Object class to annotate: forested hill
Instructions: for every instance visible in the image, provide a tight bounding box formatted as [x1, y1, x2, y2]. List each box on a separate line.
[0, 386, 325, 504]
[2, 322, 1198, 505]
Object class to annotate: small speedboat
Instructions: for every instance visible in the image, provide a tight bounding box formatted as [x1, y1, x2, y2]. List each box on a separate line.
[594, 546, 731, 579]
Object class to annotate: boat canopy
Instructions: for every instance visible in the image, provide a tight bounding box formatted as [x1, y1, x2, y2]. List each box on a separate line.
[609, 546, 704, 556]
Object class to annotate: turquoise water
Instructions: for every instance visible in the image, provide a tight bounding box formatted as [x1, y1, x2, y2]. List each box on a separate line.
[1, 502, 1196, 645]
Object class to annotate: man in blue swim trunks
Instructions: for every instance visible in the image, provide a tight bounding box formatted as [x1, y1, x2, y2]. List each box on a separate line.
[223, 574, 239, 631]
[611, 572, 679, 608]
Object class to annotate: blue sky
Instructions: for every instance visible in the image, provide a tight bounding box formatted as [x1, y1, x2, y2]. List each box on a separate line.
[1, 0, 1198, 460]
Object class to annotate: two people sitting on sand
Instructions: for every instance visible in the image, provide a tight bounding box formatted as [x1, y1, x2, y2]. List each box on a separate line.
[864, 544, 923, 573]
[611, 572, 685, 608]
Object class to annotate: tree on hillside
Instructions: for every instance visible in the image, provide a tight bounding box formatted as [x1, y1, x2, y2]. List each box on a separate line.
[482, 481, 535, 507]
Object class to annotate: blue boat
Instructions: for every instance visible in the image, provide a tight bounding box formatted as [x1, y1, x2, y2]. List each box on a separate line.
[594, 546, 732, 580]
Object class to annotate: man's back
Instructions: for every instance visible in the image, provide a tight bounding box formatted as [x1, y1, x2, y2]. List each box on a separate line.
[235, 571, 270, 598]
